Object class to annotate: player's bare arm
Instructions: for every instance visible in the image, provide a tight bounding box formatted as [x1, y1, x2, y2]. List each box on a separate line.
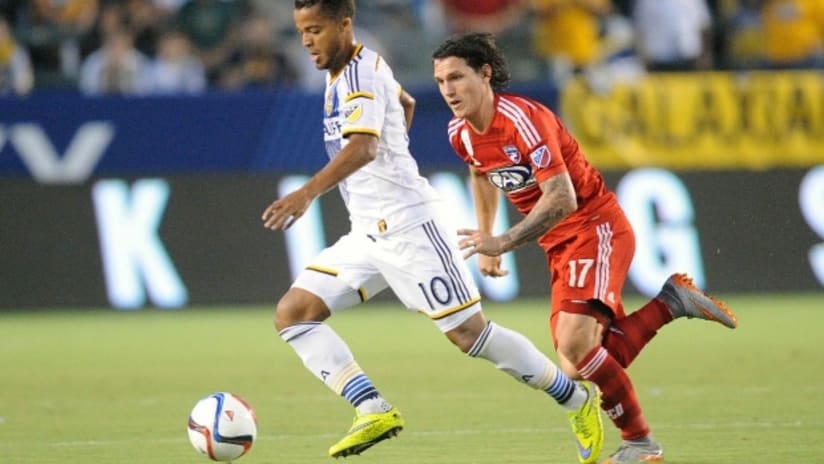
[460, 165, 509, 276]
[399, 89, 415, 130]
[460, 171, 576, 257]
[468, 165, 498, 233]
[501, 172, 576, 249]
[262, 133, 378, 230]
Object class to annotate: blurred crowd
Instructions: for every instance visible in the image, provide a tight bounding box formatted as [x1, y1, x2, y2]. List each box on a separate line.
[0, 0, 301, 96]
[0, 0, 822, 97]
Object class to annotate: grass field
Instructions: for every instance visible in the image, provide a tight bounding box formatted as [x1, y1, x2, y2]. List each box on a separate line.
[1, 293, 823, 464]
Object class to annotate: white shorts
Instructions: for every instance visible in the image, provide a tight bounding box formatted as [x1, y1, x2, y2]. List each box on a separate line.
[292, 218, 482, 332]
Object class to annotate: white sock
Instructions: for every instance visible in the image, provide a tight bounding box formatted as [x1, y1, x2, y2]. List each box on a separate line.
[562, 381, 588, 411]
[468, 321, 585, 409]
[356, 396, 394, 414]
[279, 322, 390, 412]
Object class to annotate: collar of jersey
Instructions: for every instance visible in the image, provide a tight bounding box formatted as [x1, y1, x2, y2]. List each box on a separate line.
[329, 43, 364, 82]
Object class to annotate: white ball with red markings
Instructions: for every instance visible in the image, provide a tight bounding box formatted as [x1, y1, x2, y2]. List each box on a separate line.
[187, 392, 258, 461]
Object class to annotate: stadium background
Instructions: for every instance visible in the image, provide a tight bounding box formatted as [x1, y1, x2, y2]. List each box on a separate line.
[2, 0, 823, 310]
[1, 71, 823, 310]
[2, 3, 824, 463]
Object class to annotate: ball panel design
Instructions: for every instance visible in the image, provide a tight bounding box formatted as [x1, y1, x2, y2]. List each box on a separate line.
[187, 392, 257, 461]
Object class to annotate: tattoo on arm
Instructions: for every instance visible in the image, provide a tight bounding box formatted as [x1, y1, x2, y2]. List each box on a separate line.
[499, 174, 576, 251]
[500, 208, 566, 248]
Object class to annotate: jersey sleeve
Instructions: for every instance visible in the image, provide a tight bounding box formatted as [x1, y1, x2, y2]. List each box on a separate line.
[517, 104, 567, 183]
[340, 55, 384, 138]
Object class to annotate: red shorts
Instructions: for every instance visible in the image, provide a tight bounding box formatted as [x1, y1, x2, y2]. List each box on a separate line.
[545, 206, 636, 340]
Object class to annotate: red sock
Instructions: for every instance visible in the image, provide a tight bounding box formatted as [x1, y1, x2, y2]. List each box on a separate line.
[602, 298, 672, 368]
[578, 346, 650, 440]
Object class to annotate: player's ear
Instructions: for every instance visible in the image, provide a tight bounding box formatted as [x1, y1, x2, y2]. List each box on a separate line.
[341, 16, 352, 32]
[481, 63, 493, 83]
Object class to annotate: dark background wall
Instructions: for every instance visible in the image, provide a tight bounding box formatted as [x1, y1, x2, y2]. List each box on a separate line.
[1, 83, 822, 310]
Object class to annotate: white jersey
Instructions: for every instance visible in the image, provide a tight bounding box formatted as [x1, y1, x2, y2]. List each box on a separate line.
[323, 44, 440, 235]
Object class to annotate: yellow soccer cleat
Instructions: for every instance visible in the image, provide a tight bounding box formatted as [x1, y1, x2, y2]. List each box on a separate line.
[567, 381, 605, 464]
[328, 407, 404, 458]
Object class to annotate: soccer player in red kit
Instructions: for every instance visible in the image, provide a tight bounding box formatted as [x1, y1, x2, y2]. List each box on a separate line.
[432, 32, 739, 464]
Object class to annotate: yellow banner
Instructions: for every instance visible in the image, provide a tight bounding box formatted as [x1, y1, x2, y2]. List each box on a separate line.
[561, 71, 824, 169]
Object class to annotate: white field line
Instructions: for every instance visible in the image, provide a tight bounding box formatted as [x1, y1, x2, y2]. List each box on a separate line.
[0, 419, 810, 448]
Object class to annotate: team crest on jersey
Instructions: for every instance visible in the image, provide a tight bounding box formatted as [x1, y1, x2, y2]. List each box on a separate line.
[325, 92, 334, 116]
[325, 87, 339, 116]
[503, 145, 521, 163]
[344, 104, 363, 123]
[530, 145, 551, 168]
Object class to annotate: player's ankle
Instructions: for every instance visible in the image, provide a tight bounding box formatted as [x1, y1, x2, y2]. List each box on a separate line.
[357, 396, 393, 415]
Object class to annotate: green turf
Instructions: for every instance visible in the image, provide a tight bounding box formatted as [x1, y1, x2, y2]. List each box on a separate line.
[1, 294, 822, 463]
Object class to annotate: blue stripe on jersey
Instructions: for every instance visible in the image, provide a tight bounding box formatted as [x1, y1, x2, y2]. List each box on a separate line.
[422, 221, 471, 303]
[345, 56, 362, 93]
[353, 53, 361, 90]
[545, 372, 575, 405]
[345, 64, 354, 93]
[341, 374, 378, 407]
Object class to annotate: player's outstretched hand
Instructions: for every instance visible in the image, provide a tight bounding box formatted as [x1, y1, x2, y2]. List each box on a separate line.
[457, 229, 507, 260]
[262, 188, 313, 230]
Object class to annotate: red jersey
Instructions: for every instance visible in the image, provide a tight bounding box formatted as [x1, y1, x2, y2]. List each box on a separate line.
[447, 92, 619, 249]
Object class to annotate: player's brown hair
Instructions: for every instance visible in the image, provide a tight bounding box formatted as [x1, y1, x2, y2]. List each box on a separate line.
[432, 32, 511, 91]
[294, 0, 355, 20]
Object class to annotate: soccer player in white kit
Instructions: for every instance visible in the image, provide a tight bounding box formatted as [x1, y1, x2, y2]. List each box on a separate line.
[261, 1, 604, 460]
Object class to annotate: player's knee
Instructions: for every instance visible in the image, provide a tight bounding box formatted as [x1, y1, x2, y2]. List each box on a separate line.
[555, 301, 606, 365]
[273, 298, 294, 332]
[445, 326, 477, 353]
[556, 338, 592, 365]
[445, 312, 487, 353]
[456, 338, 475, 354]
[274, 288, 330, 332]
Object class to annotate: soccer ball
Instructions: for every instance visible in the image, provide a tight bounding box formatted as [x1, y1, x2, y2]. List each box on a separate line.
[187, 392, 258, 461]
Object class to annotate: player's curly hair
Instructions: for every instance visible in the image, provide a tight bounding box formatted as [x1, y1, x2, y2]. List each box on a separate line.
[294, 0, 355, 20]
[432, 32, 511, 91]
